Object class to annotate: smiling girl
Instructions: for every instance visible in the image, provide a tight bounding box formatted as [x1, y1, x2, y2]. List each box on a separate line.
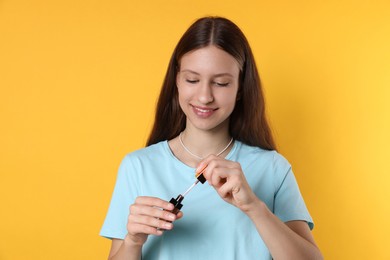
[100, 16, 323, 260]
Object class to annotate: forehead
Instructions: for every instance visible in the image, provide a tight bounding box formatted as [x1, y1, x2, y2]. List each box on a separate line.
[179, 46, 240, 76]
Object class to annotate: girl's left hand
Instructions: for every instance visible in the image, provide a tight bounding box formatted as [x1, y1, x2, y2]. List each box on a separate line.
[196, 155, 260, 213]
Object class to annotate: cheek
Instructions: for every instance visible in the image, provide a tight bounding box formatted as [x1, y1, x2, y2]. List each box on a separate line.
[177, 86, 193, 102]
[177, 88, 189, 110]
[216, 89, 238, 106]
[177, 87, 184, 102]
[224, 93, 239, 114]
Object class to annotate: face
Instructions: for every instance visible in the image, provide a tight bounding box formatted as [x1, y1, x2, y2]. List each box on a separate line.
[176, 45, 240, 133]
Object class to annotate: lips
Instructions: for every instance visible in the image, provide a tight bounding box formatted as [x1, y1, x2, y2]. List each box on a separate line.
[191, 105, 217, 118]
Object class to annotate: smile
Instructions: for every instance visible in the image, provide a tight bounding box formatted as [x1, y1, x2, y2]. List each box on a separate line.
[191, 105, 217, 118]
[195, 107, 214, 113]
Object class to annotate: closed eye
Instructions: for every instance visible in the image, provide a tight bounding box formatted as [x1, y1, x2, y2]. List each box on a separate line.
[215, 82, 229, 87]
[186, 79, 199, 84]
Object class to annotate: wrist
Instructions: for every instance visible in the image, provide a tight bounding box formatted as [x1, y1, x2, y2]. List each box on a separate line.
[124, 234, 144, 249]
[242, 198, 269, 220]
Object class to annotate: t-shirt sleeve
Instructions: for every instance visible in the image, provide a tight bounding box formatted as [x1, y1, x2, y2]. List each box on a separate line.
[273, 155, 314, 230]
[99, 155, 139, 239]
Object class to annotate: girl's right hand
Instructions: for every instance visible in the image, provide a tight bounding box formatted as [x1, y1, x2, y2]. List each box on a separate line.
[125, 196, 183, 247]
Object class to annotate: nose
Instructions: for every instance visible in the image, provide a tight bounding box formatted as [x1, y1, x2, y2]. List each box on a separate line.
[197, 82, 214, 104]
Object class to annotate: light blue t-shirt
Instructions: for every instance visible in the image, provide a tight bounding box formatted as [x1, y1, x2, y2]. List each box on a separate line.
[100, 140, 313, 259]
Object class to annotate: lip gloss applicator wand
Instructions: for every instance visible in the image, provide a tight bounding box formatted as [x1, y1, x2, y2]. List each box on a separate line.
[168, 165, 207, 214]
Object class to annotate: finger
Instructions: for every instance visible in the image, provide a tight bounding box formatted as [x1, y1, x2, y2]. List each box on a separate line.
[196, 158, 218, 181]
[128, 222, 164, 236]
[205, 163, 242, 188]
[130, 204, 177, 222]
[176, 211, 184, 220]
[199, 155, 239, 170]
[129, 214, 174, 231]
[195, 155, 221, 179]
[198, 158, 240, 180]
[134, 196, 175, 211]
[214, 167, 243, 182]
[209, 167, 227, 187]
[217, 178, 241, 199]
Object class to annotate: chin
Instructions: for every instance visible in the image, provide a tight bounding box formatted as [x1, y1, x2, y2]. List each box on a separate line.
[187, 118, 230, 132]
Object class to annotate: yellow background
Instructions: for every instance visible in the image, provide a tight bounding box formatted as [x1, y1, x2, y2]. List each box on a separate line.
[1, 0, 389, 259]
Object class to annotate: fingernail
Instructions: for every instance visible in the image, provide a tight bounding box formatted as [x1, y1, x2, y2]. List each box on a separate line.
[196, 163, 207, 175]
[167, 202, 174, 209]
[164, 222, 173, 229]
[195, 163, 203, 174]
[168, 214, 175, 220]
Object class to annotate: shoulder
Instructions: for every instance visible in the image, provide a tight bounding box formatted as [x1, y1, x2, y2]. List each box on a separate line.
[124, 140, 167, 159]
[119, 141, 168, 169]
[236, 141, 291, 170]
[235, 141, 293, 189]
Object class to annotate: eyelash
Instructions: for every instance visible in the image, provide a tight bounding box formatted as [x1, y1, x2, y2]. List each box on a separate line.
[185, 79, 229, 87]
[215, 82, 229, 87]
[186, 79, 199, 84]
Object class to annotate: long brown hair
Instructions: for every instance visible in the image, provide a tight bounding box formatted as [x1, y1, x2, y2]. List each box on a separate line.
[146, 16, 276, 150]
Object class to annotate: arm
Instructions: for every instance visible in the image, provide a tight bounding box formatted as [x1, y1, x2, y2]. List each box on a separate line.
[108, 238, 142, 260]
[198, 156, 323, 260]
[245, 199, 323, 259]
[107, 197, 183, 260]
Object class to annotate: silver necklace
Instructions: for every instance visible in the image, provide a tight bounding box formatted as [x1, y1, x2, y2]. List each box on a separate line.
[179, 132, 234, 160]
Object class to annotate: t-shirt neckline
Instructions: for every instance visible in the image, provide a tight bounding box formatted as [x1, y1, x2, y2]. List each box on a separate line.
[163, 139, 240, 171]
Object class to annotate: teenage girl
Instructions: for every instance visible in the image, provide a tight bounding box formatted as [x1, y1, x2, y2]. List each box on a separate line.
[100, 16, 323, 260]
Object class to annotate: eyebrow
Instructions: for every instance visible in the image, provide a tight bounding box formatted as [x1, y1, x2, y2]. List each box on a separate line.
[180, 69, 234, 77]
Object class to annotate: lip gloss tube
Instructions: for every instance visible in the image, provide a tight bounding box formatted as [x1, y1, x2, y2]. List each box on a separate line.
[168, 194, 184, 214]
